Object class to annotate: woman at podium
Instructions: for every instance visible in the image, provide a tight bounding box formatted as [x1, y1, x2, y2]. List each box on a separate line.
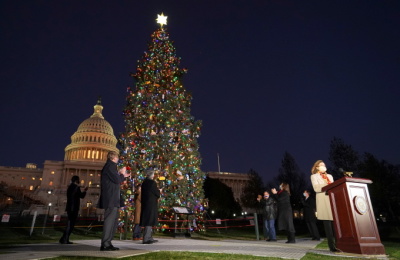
[310, 160, 338, 252]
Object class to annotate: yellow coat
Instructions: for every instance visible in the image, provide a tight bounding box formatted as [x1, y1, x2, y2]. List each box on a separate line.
[311, 173, 334, 221]
[134, 191, 141, 224]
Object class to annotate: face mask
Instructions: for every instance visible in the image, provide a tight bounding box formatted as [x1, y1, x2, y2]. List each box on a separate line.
[264, 195, 269, 198]
[318, 166, 327, 173]
[279, 185, 283, 190]
[303, 193, 306, 197]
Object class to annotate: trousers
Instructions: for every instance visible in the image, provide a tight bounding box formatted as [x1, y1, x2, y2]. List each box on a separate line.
[323, 220, 336, 251]
[263, 218, 276, 240]
[143, 226, 153, 242]
[101, 207, 119, 247]
[60, 210, 78, 243]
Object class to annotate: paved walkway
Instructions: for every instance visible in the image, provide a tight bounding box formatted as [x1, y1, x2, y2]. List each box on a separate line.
[0, 238, 388, 259]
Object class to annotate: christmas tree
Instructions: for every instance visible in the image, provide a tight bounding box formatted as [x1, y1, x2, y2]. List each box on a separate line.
[119, 13, 206, 232]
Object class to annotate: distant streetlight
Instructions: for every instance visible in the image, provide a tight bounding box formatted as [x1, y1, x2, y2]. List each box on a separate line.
[42, 202, 52, 235]
[211, 210, 215, 214]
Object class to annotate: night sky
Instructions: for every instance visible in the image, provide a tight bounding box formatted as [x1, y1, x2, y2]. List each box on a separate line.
[1, 1, 399, 183]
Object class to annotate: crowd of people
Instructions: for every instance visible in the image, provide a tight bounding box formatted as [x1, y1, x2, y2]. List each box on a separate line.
[255, 160, 337, 251]
[59, 154, 337, 252]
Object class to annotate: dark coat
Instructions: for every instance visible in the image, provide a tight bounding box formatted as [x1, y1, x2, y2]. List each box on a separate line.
[65, 182, 86, 212]
[258, 197, 277, 220]
[302, 196, 317, 222]
[98, 159, 124, 209]
[273, 190, 295, 232]
[140, 178, 160, 227]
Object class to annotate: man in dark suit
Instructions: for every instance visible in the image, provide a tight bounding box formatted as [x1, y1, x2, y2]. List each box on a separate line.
[140, 169, 161, 244]
[98, 151, 130, 251]
[59, 175, 88, 244]
[302, 189, 320, 241]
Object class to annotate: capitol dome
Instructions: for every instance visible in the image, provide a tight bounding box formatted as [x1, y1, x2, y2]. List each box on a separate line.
[64, 98, 119, 162]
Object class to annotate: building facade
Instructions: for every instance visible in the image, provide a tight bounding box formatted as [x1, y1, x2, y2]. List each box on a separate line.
[207, 171, 251, 213]
[0, 99, 119, 216]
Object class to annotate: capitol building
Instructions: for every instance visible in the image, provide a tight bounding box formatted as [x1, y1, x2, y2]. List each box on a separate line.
[0, 99, 119, 217]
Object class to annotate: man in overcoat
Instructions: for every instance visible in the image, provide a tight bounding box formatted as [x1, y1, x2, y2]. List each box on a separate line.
[140, 169, 161, 244]
[302, 189, 320, 240]
[59, 175, 88, 244]
[98, 151, 130, 251]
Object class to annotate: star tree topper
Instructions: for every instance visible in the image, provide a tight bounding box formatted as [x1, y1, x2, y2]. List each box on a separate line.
[156, 13, 168, 27]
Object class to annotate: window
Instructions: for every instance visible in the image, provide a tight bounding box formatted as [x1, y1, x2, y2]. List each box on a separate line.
[29, 185, 34, 191]
[49, 181, 53, 186]
[51, 171, 55, 175]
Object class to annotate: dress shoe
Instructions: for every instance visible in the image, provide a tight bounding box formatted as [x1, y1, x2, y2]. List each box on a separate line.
[100, 245, 119, 251]
[285, 240, 296, 243]
[330, 248, 339, 252]
[143, 240, 154, 244]
[150, 239, 158, 243]
[312, 238, 321, 241]
[59, 238, 69, 244]
[267, 239, 277, 242]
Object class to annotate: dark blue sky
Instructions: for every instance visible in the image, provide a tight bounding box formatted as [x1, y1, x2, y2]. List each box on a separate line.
[1, 1, 399, 182]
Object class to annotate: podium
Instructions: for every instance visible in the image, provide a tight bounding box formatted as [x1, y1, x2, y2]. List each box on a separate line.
[172, 207, 193, 238]
[322, 177, 385, 255]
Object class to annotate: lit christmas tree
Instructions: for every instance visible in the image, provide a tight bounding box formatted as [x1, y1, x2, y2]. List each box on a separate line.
[119, 13, 206, 232]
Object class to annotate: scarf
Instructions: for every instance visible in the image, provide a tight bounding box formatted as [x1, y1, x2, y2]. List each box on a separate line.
[320, 173, 332, 184]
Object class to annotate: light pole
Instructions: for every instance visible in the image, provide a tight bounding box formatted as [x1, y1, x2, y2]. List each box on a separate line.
[42, 202, 52, 235]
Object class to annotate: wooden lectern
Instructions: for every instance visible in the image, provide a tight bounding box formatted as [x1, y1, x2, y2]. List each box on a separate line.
[322, 177, 385, 255]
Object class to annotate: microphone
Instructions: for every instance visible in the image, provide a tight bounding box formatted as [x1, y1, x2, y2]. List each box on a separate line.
[339, 168, 353, 177]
